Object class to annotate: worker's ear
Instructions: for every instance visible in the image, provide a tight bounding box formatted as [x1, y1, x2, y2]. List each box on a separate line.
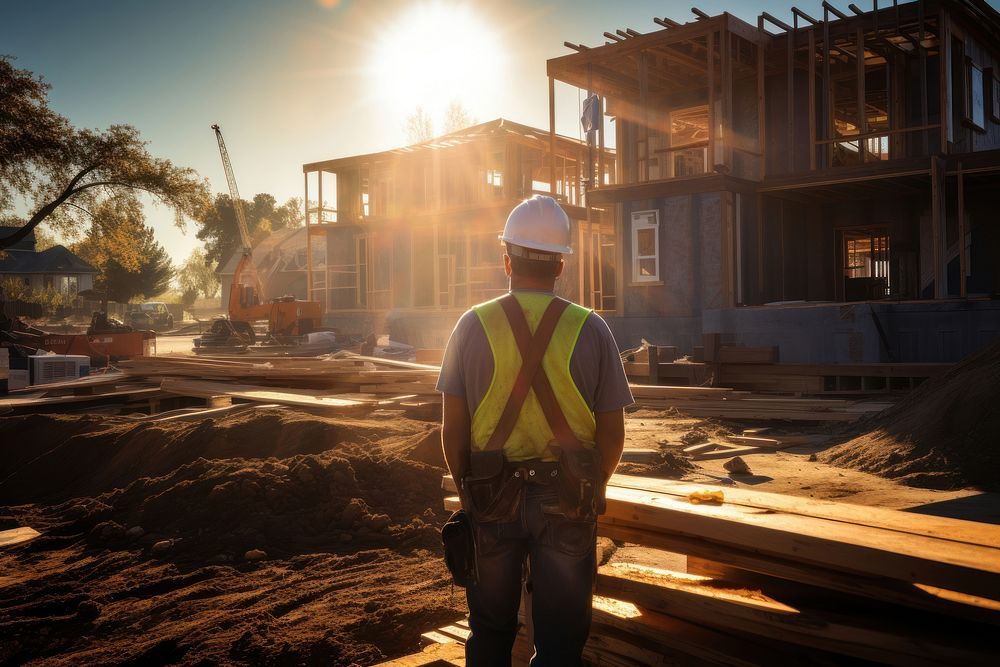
[554, 258, 564, 278]
[503, 253, 512, 277]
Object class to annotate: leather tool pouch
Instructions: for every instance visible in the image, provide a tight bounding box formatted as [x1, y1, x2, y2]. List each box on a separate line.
[557, 447, 606, 521]
[461, 450, 523, 524]
[441, 509, 476, 587]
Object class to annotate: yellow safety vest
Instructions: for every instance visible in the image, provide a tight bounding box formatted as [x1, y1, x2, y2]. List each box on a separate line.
[470, 291, 596, 462]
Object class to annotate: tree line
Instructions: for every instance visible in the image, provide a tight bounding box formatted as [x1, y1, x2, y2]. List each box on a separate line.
[0, 56, 301, 309]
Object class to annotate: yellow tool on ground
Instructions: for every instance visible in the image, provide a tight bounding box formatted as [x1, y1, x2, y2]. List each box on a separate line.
[688, 490, 725, 504]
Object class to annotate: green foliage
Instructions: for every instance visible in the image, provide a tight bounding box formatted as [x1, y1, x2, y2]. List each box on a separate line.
[177, 248, 219, 299]
[0, 277, 70, 316]
[194, 193, 302, 266]
[72, 200, 173, 303]
[180, 287, 199, 308]
[0, 56, 210, 251]
[0, 276, 29, 302]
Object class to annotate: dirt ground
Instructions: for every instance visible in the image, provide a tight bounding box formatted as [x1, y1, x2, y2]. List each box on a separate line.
[1, 406, 998, 666]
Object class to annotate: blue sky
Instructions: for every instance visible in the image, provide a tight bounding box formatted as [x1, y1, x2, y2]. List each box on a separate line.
[3, 0, 997, 263]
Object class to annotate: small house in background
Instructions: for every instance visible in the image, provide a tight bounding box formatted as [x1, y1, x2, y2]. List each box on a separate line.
[217, 226, 325, 310]
[547, 0, 1000, 363]
[0, 226, 97, 299]
[301, 118, 616, 347]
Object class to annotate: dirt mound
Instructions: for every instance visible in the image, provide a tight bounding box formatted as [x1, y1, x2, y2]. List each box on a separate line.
[0, 410, 464, 665]
[822, 339, 1000, 490]
[0, 408, 425, 505]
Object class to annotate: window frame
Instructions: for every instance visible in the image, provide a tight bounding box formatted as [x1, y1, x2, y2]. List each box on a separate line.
[964, 57, 986, 132]
[988, 67, 1000, 124]
[630, 209, 661, 285]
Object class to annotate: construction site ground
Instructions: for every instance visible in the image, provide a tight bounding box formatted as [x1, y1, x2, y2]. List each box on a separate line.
[2, 402, 997, 666]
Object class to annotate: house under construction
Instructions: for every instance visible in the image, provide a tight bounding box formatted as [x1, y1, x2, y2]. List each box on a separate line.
[301, 0, 999, 362]
[301, 119, 614, 347]
[547, 0, 1000, 363]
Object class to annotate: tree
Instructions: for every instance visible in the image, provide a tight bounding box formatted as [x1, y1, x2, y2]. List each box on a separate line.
[0, 56, 209, 252]
[194, 193, 302, 266]
[72, 199, 173, 303]
[442, 100, 477, 135]
[404, 106, 435, 143]
[177, 248, 219, 299]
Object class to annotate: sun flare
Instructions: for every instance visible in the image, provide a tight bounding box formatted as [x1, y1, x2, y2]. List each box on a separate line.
[369, 2, 503, 118]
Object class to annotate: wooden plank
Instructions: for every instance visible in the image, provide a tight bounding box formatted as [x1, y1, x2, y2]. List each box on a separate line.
[724, 435, 785, 448]
[0, 387, 161, 412]
[597, 563, 995, 665]
[608, 475, 1000, 550]
[591, 596, 805, 667]
[160, 378, 373, 412]
[602, 485, 1000, 596]
[374, 642, 465, 666]
[689, 445, 766, 460]
[596, 522, 1000, 626]
[0, 527, 40, 549]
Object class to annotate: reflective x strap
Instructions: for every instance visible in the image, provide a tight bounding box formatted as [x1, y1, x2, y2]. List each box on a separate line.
[498, 294, 583, 452]
[483, 294, 570, 452]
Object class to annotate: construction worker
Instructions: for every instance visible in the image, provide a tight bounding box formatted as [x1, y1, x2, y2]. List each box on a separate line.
[438, 195, 633, 665]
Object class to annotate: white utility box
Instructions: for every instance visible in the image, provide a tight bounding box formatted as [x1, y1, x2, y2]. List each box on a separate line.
[28, 354, 90, 385]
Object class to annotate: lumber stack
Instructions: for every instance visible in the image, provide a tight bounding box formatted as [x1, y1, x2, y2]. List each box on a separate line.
[717, 361, 951, 395]
[629, 383, 892, 422]
[440, 474, 1000, 665]
[117, 352, 443, 416]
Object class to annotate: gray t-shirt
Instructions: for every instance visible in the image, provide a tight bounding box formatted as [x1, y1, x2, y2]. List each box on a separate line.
[436, 290, 634, 415]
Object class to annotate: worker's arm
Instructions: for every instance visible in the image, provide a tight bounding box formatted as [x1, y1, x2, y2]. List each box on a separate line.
[441, 392, 472, 486]
[595, 408, 625, 483]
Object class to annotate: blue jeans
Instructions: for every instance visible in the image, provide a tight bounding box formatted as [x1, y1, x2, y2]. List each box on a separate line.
[465, 484, 597, 666]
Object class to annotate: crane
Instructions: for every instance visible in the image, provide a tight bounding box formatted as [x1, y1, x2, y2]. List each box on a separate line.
[195, 124, 323, 352]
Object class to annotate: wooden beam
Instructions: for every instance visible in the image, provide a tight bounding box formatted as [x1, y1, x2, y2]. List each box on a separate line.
[931, 155, 947, 299]
[597, 563, 997, 665]
[857, 25, 867, 163]
[548, 76, 556, 196]
[756, 29, 766, 178]
[957, 161, 966, 298]
[939, 9, 951, 149]
[722, 26, 732, 169]
[304, 172, 312, 299]
[708, 30, 717, 168]
[787, 20, 796, 173]
[638, 51, 649, 182]
[809, 28, 817, 169]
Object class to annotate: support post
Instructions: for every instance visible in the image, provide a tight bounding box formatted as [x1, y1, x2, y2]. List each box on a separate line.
[918, 0, 928, 154]
[722, 28, 733, 169]
[823, 8, 832, 168]
[930, 156, 947, 299]
[756, 29, 766, 178]
[856, 26, 867, 162]
[788, 20, 796, 173]
[809, 28, 817, 169]
[939, 10, 951, 150]
[304, 172, 312, 300]
[639, 51, 649, 181]
[548, 76, 556, 196]
[708, 31, 717, 169]
[957, 161, 966, 298]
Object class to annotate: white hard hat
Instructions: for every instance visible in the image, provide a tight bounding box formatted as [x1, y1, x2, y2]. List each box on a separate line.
[499, 195, 573, 256]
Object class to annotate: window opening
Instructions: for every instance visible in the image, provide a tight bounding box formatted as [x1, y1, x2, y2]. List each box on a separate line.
[631, 210, 660, 283]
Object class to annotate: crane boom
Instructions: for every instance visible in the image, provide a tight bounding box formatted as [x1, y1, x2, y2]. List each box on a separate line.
[211, 124, 252, 253]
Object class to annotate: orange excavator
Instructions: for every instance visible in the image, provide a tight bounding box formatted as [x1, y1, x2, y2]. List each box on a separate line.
[194, 125, 322, 352]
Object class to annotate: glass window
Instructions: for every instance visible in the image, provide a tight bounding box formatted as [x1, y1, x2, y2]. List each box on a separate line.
[631, 210, 660, 283]
[966, 59, 986, 130]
